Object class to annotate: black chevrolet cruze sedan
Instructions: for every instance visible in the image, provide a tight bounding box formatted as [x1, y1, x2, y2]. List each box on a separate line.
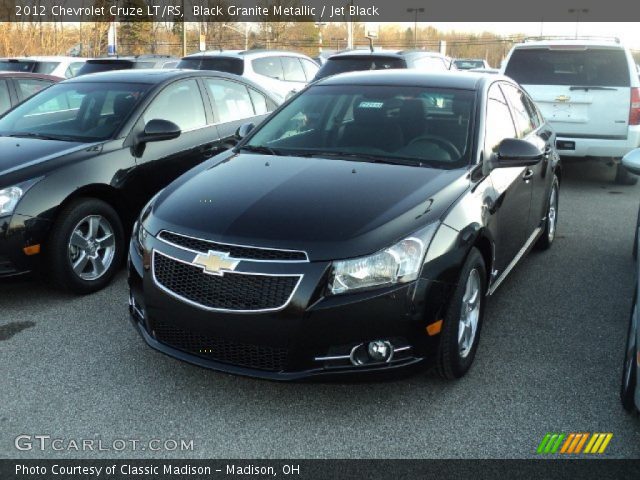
[129, 71, 561, 380]
[0, 69, 277, 292]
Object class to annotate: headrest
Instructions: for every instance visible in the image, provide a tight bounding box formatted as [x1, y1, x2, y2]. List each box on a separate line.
[400, 98, 426, 120]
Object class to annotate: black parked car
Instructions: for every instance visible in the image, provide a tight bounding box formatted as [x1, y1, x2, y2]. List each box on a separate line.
[76, 56, 179, 76]
[621, 149, 640, 413]
[129, 71, 561, 380]
[313, 50, 452, 81]
[0, 69, 278, 292]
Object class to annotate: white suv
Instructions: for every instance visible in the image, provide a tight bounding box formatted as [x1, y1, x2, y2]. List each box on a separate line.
[178, 50, 319, 103]
[502, 38, 640, 183]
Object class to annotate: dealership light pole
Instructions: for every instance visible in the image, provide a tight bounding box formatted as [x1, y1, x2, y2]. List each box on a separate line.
[568, 8, 589, 38]
[407, 7, 425, 49]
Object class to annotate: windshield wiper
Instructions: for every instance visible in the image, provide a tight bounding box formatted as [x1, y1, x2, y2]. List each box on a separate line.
[236, 144, 281, 155]
[293, 150, 425, 166]
[6, 132, 76, 141]
[569, 86, 618, 91]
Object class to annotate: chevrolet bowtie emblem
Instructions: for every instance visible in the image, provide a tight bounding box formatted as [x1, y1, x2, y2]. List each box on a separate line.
[192, 250, 240, 276]
[555, 95, 571, 103]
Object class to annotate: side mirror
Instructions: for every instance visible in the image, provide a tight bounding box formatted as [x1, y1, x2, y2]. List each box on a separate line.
[622, 149, 640, 176]
[138, 119, 181, 144]
[496, 138, 543, 167]
[235, 122, 255, 140]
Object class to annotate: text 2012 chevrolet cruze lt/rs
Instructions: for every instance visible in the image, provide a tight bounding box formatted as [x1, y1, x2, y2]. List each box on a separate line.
[129, 71, 561, 380]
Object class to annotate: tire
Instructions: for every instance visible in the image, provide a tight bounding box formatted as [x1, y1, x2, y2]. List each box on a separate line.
[615, 163, 639, 185]
[436, 247, 487, 379]
[634, 205, 640, 261]
[46, 198, 124, 294]
[621, 305, 638, 412]
[536, 175, 559, 251]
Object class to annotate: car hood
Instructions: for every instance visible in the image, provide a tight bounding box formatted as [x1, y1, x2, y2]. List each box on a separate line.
[149, 153, 469, 261]
[0, 136, 90, 180]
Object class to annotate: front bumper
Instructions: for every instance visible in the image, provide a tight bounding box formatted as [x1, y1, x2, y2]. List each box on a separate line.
[0, 214, 50, 277]
[128, 234, 452, 381]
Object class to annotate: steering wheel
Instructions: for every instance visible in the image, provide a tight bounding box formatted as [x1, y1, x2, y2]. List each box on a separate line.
[407, 135, 461, 160]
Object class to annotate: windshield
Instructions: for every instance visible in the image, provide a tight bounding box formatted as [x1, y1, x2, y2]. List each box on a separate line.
[177, 57, 244, 75]
[315, 57, 406, 80]
[0, 81, 150, 142]
[244, 84, 475, 169]
[454, 60, 485, 70]
[504, 48, 630, 86]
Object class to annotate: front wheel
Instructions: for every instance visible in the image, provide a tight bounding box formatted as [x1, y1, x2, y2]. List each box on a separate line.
[436, 247, 487, 379]
[536, 175, 559, 250]
[47, 198, 124, 294]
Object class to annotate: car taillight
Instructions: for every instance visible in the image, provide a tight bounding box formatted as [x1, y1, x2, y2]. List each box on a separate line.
[630, 88, 640, 126]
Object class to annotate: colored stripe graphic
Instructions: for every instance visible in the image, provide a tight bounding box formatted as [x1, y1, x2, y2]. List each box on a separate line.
[541, 433, 613, 455]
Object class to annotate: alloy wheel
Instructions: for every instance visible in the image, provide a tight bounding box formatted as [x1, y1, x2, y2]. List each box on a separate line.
[67, 215, 116, 281]
[459, 268, 481, 358]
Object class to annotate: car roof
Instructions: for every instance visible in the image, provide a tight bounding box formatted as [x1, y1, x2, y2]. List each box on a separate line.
[184, 49, 312, 60]
[327, 49, 446, 60]
[315, 69, 499, 89]
[0, 71, 62, 81]
[4, 56, 87, 61]
[513, 39, 624, 50]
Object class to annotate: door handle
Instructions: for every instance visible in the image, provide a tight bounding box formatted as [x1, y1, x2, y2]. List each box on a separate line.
[522, 169, 534, 181]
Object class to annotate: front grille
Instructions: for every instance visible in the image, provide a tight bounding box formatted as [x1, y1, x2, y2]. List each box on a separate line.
[158, 231, 307, 262]
[150, 319, 289, 371]
[153, 252, 300, 311]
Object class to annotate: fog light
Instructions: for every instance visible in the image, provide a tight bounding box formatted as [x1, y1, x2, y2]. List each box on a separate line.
[367, 340, 393, 362]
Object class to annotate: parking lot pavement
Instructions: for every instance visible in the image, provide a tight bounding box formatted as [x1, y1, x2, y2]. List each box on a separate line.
[1, 160, 640, 459]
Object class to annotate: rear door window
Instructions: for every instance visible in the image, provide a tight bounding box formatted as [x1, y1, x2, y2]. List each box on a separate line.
[0, 80, 11, 113]
[252, 57, 284, 80]
[505, 48, 630, 87]
[281, 57, 306, 82]
[205, 78, 255, 123]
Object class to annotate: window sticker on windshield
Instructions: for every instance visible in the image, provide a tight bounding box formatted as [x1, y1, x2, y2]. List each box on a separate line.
[358, 101, 383, 108]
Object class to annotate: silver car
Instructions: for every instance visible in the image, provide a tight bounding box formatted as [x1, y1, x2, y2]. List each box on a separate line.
[177, 50, 319, 103]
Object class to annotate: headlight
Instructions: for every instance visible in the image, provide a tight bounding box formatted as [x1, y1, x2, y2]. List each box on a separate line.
[0, 178, 41, 217]
[329, 223, 439, 295]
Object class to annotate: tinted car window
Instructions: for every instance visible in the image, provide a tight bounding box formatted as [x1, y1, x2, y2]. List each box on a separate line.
[177, 57, 244, 76]
[77, 61, 134, 76]
[505, 48, 630, 87]
[0, 61, 35, 72]
[485, 86, 517, 153]
[32, 62, 59, 75]
[144, 79, 206, 131]
[252, 57, 284, 80]
[0, 82, 149, 141]
[500, 83, 536, 138]
[281, 57, 306, 82]
[205, 78, 255, 123]
[246, 84, 475, 168]
[15, 78, 52, 100]
[0, 80, 10, 113]
[315, 57, 406, 80]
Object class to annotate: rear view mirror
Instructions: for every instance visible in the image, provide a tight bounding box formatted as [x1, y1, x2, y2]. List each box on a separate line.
[622, 149, 640, 176]
[139, 119, 181, 144]
[235, 122, 255, 140]
[496, 138, 543, 167]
